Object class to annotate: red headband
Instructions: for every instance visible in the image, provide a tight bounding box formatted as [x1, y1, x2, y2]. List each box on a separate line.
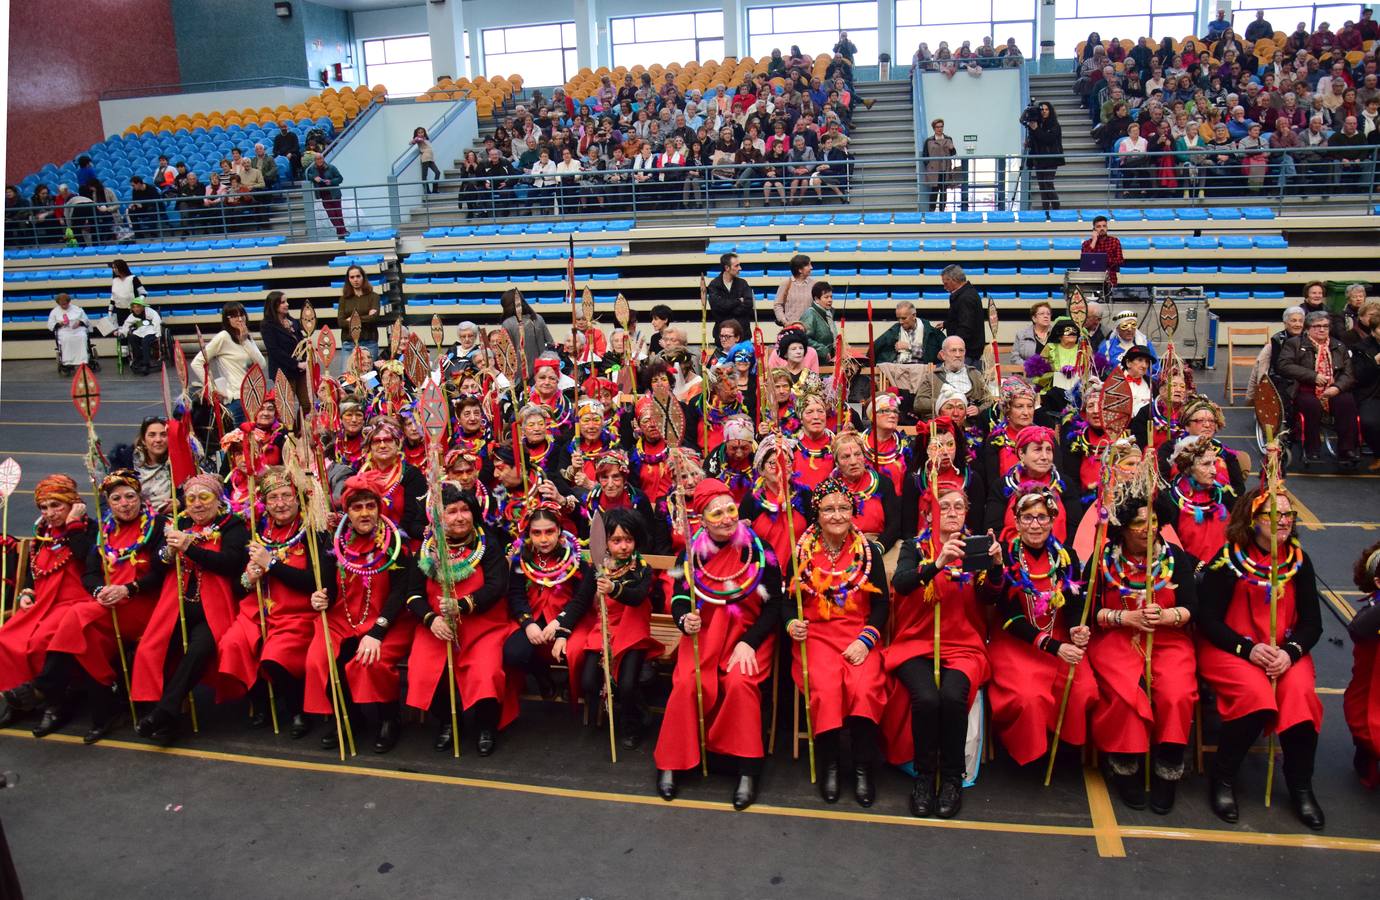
[1016, 425, 1057, 451]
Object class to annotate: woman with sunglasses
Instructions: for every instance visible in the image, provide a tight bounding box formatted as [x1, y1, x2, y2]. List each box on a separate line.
[130, 475, 250, 745]
[198, 302, 267, 426]
[1086, 494, 1199, 815]
[655, 478, 781, 811]
[786, 477, 890, 808]
[1198, 485, 1324, 830]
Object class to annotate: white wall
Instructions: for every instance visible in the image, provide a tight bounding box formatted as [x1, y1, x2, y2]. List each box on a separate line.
[918, 67, 1023, 157]
[353, 5, 430, 39]
[99, 87, 322, 138]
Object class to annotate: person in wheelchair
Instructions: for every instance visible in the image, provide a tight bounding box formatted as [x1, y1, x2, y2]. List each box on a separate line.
[48, 292, 91, 376]
[1278, 310, 1361, 467]
[113, 297, 162, 376]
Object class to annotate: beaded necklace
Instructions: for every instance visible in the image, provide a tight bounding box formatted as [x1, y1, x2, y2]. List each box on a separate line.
[864, 431, 909, 469]
[101, 508, 157, 568]
[515, 532, 581, 587]
[333, 517, 403, 629]
[1219, 540, 1303, 589]
[841, 468, 882, 504]
[706, 393, 747, 428]
[1003, 463, 1065, 499]
[1006, 537, 1077, 629]
[257, 516, 307, 563]
[794, 526, 878, 619]
[582, 484, 643, 520]
[1102, 543, 1176, 602]
[685, 527, 768, 607]
[797, 429, 835, 470]
[30, 519, 80, 578]
[708, 448, 754, 494]
[750, 478, 792, 515]
[530, 390, 573, 434]
[916, 463, 969, 499]
[1169, 474, 1231, 523]
[567, 432, 614, 465]
[633, 436, 669, 467]
[524, 439, 553, 469]
[360, 459, 404, 508]
[777, 401, 802, 435]
[420, 529, 486, 583]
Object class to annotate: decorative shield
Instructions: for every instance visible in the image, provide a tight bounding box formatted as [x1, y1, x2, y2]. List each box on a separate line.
[581, 286, 596, 325]
[513, 288, 526, 326]
[273, 369, 300, 428]
[404, 332, 431, 388]
[171, 339, 190, 396]
[0, 458, 22, 502]
[614, 294, 631, 330]
[1098, 370, 1135, 436]
[1159, 297, 1180, 339]
[986, 295, 999, 337]
[315, 326, 337, 368]
[1068, 290, 1088, 330]
[1254, 374, 1284, 438]
[241, 364, 268, 425]
[587, 510, 608, 568]
[316, 378, 340, 432]
[389, 316, 404, 356]
[418, 381, 448, 444]
[301, 300, 318, 336]
[348, 311, 362, 346]
[665, 397, 686, 446]
[490, 327, 519, 381]
[430, 314, 444, 349]
[70, 365, 101, 423]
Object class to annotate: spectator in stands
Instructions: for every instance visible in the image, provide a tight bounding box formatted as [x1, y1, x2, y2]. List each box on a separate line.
[309, 154, 347, 238]
[1268, 115, 1303, 192]
[833, 31, 857, 64]
[1010, 302, 1054, 368]
[785, 134, 816, 203]
[921, 118, 957, 211]
[1338, 20, 1364, 52]
[1244, 10, 1274, 42]
[274, 121, 302, 179]
[1279, 310, 1360, 466]
[1297, 115, 1332, 190]
[707, 253, 755, 330]
[773, 253, 816, 326]
[109, 259, 147, 321]
[798, 282, 836, 365]
[761, 141, 789, 204]
[555, 146, 584, 212]
[875, 300, 943, 368]
[912, 337, 992, 418]
[335, 264, 383, 369]
[1026, 102, 1064, 211]
[48, 293, 90, 375]
[4, 185, 31, 245]
[251, 144, 278, 192]
[260, 291, 308, 405]
[127, 175, 161, 238]
[811, 134, 850, 202]
[409, 127, 440, 195]
[630, 142, 659, 209]
[1084, 302, 1110, 350]
[175, 172, 203, 233]
[115, 298, 162, 376]
[940, 265, 984, 367]
[1203, 123, 1240, 195]
[1328, 116, 1370, 190]
[1116, 121, 1150, 197]
[28, 184, 60, 243]
[1094, 102, 1132, 153]
[1081, 216, 1123, 286]
[456, 150, 484, 219]
[152, 155, 176, 193]
[201, 302, 268, 425]
[1238, 121, 1270, 192]
[1175, 115, 1208, 198]
[1308, 22, 1336, 56]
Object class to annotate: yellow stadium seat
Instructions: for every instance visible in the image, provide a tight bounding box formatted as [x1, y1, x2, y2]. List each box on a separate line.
[417, 93, 434, 102]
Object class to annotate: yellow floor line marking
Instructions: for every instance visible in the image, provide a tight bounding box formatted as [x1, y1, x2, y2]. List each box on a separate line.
[1083, 766, 1128, 858]
[0, 732, 1094, 840]
[1316, 687, 1345, 695]
[1289, 492, 1322, 529]
[1118, 825, 1380, 854]
[1322, 590, 1357, 623]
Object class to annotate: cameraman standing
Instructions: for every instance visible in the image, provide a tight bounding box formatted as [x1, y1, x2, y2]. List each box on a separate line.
[1023, 101, 1065, 212]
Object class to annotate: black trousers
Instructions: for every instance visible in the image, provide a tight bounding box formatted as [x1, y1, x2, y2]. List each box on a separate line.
[1214, 710, 1318, 787]
[578, 647, 646, 727]
[1033, 162, 1060, 210]
[894, 656, 971, 779]
[815, 716, 880, 767]
[1359, 396, 1380, 454]
[157, 600, 215, 717]
[428, 681, 498, 733]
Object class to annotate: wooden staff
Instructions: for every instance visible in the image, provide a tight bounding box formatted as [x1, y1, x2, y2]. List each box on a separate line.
[0, 458, 19, 627]
[752, 328, 769, 434]
[158, 361, 199, 732]
[419, 381, 461, 759]
[674, 468, 708, 776]
[1142, 414, 1159, 792]
[589, 512, 617, 763]
[699, 276, 710, 450]
[987, 296, 1003, 386]
[777, 439, 816, 783]
[1264, 434, 1281, 807]
[866, 300, 878, 461]
[240, 430, 280, 735]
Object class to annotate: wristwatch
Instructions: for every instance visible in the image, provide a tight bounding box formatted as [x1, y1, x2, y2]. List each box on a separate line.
[375, 616, 390, 629]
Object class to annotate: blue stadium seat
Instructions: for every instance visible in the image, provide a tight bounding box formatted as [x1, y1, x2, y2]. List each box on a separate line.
[803, 213, 830, 226]
[827, 266, 857, 276]
[955, 212, 983, 224]
[448, 226, 476, 237]
[832, 213, 862, 225]
[893, 212, 923, 225]
[1218, 291, 1249, 299]
[987, 238, 1018, 252]
[536, 273, 563, 282]
[985, 211, 1015, 223]
[743, 215, 772, 227]
[955, 239, 983, 252]
[1047, 210, 1079, 223]
[1219, 265, 1252, 275]
[923, 212, 953, 225]
[1120, 266, 1151, 275]
[1151, 266, 1184, 274]
[481, 250, 509, 261]
[508, 248, 536, 261]
[1184, 236, 1217, 250]
[527, 222, 554, 234]
[988, 267, 1017, 276]
[498, 224, 525, 235]
[473, 225, 499, 236]
[1187, 265, 1218, 274]
[1240, 207, 1275, 220]
[1120, 237, 1151, 250]
[859, 265, 889, 276]
[891, 291, 920, 301]
[1208, 207, 1242, 220]
[1254, 265, 1287, 275]
[576, 221, 606, 232]
[534, 248, 563, 260]
[1150, 236, 1185, 250]
[764, 241, 796, 253]
[1017, 267, 1050, 276]
[1018, 291, 1048, 300]
[859, 240, 889, 253]
[922, 240, 951, 252]
[861, 213, 891, 225]
[590, 246, 621, 258]
[771, 214, 802, 226]
[827, 240, 857, 252]
[1219, 235, 1252, 250]
[408, 252, 433, 264]
[705, 242, 734, 254]
[715, 216, 744, 228]
[1018, 238, 1050, 251]
[737, 241, 765, 254]
[890, 240, 920, 253]
[591, 272, 619, 280]
[860, 292, 887, 300]
[1015, 210, 1048, 223]
[796, 240, 827, 252]
[1254, 290, 1285, 299]
[891, 266, 920, 276]
[1111, 209, 1143, 222]
[1252, 235, 1287, 249]
[1175, 207, 1209, 220]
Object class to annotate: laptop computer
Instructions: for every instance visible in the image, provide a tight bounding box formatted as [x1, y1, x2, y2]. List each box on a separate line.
[1079, 251, 1109, 272]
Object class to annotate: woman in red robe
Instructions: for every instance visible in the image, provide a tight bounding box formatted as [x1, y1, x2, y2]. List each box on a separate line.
[0, 476, 98, 731]
[904, 416, 980, 536]
[883, 487, 997, 819]
[655, 478, 780, 811]
[356, 418, 427, 546]
[987, 425, 1080, 542]
[1344, 540, 1380, 789]
[1086, 496, 1199, 814]
[336, 400, 367, 469]
[628, 395, 674, 517]
[743, 434, 808, 565]
[1199, 487, 1325, 831]
[830, 430, 900, 551]
[987, 483, 1094, 767]
[131, 474, 251, 745]
[405, 484, 516, 756]
[787, 477, 890, 808]
[1159, 435, 1233, 562]
[792, 393, 835, 491]
[862, 392, 910, 494]
[1154, 395, 1245, 495]
[306, 471, 416, 753]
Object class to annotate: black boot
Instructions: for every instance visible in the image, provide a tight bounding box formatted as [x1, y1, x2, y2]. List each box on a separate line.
[1208, 776, 1239, 823]
[290, 713, 310, 739]
[1288, 783, 1325, 831]
[476, 729, 496, 757]
[820, 762, 840, 804]
[321, 717, 338, 751]
[433, 721, 454, 753]
[1281, 724, 1324, 830]
[732, 775, 757, 810]
[374, 718, 399, 754]
[936, 776, 964, 819]
[1, 683, 43, 726]
[657, 769, 677, 801]
[1112, 770, 1147, 811]
[853, 764, 875, 808]
[135, 707, 177, 746]
[83, 684, 122, 745]
[909, 773, 937, 818]
[32, 704, 70, 738]
[1149, 773, 1177, 815]
[619, 716, 642, 751]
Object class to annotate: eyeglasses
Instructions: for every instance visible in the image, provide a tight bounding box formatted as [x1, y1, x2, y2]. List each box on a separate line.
[818, 505, 854, 519]
[1255, 512, 1297, 523]
[141, 415, 169, 427]
[703, 503, 739, 524]
[1018, 514, 1053, 525]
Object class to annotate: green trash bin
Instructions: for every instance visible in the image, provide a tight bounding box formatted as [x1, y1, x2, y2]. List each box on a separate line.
[1324, 280, 1356, 314]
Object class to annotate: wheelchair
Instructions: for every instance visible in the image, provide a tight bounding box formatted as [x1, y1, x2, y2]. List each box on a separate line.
[1253, 374, 1341, 471]
[53, 332, 101, 376]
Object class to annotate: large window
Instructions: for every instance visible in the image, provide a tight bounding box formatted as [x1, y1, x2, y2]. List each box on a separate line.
[746, 2, 879, 65]
[1054, 0, 1198, 56]
[611, 11, 726, 69]
[483, 22, 578, 87]
[1226, 2, 1361, 34]
[363, 35, 436, 96]
[895, 0, 1036, 64]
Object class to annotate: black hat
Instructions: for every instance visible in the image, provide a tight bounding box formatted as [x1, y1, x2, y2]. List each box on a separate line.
[1121, 345, 1155, 367]
[493, 445, 517, 466]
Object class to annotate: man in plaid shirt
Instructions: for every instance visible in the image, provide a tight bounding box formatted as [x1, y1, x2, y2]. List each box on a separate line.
[1081, 215, 1124, 286]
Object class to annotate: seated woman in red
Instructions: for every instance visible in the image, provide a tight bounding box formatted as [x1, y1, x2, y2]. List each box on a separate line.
[1159, 435, 1233, 562]
[28, 471, 165, 743]
[1087, 495, 1199, 815]
[307, 472, 416, 754]
[742, 434, 808, 565]
[0, 476, 98, 731]
[655, 478, 780, 811]
[406, 484, 516, 757]
[902, 415, 979, 536]
[704, 415, 756, 504]
[131, 474, 250, 745]
[987, 483, 1093, 767]
[786, 477, 890, 808]
[987, 425, 1080, 542]
[356, 418, 427, 546]
[574, 507, 664, 750]
[1198, 487, 1325, 831]
[626, 395, 675, 518]
[792, 392, 835, 491]
[557, 398, 616, 498]
[1344, 541, 1380, 789]
[222, 466, 335, 739]
[830, 430, 901, 552]
[579, 450, 669, 554]
[862, 392, 911, 494]
[1155, 395, 1245, 495]
[884, 487, 998, 820]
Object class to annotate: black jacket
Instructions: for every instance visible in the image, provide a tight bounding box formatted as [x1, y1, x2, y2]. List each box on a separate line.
[943, 281, 985, 360]
[706, 274, 755, 329]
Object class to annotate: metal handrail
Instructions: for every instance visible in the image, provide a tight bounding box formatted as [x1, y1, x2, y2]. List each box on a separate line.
[391, 100, 475, 177]
[99, 76, 318, 102]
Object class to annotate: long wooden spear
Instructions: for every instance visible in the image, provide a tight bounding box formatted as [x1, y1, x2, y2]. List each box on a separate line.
[588, 512, 618, 763]
[239, 365, 280, 735]
[159, 360, 199, 732]
[674, 460, 708, 776]
[778, 437, 816, 783]
[1264, 435, 1282, 807]
[419, 379, 461, 759]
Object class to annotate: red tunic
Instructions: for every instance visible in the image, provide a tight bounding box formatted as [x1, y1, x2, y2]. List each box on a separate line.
[864, 433, 907, 495]
[402, 440, 428, 469]
[840, 470, 886, 536]
[880, 563, 992, 766]
[750, 492, 808, 566]
[632, 440, 673, 509]
[0, 521, 93, 690]
[1344, 600, 1380, 760]
[998, 468, 1069, 543]
[46, 519, 159, 687]
[792, 545, 888, 734]
[1087, 551, 1198, 754]
[1197, 548, 1323, 733]
[304, 542, 416, 715]
[221, 521, 317, 686]
[1167, 479, 1230, 564]
[363, 463, 408, 528]
[131, 521, 249, 702]
[574, 571, 664, 675]
[792, 431, 835, 491]
[405, 569, 520, 727]
[338, 432, 366, 469]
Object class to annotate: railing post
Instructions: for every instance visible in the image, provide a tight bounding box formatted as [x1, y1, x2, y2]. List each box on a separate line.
[303, 186, 322, 242]
[387, 176, 402, 230]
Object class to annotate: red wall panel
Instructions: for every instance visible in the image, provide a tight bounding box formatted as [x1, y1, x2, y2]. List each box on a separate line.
[7, 0, 181, 184]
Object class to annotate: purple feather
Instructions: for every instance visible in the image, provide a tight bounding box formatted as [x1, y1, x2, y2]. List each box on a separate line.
[1023, 354, 1052, 379]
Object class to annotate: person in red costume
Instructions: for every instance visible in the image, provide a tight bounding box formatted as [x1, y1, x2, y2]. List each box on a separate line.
[1086, 495, 1199, 815]
[792, 392, 835, 491]
[742, 434, 808, 565]
[655, 478, 781, 811]
[626, 395, 675, 516]
[1344, 540, 1380, 789]
[1159, 435, 1233, 563]
[1155, 394, 1245, 494]
[988, 425, 1081, 542]
[862, 392, 910, 494]
[1198, 487, 1325, 831]
[405, 483, 516, 757]
[0, 476, 104, 735]
[986, 483, 1093, 767]
[307, 471, 417, 753]
[356, 418, 427, 545]
[884, 486, 999, 819]
[786, 476, 891, 808]
[131, 474, 250, 745]
[336, 400, 367, 469]
[830, 430, 900, 551]
[904, 415, 981, 535]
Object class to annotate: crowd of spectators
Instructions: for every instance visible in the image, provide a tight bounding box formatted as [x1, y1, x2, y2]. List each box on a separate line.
[1071, 13, 1379, 199]
[454, 40, 868, 218]
[912, 35, 1025, 77]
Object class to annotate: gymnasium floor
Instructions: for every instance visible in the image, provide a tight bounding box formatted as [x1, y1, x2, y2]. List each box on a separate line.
[0, 357, 1376, 899]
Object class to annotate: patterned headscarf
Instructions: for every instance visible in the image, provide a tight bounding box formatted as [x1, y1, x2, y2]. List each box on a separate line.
[34, 474, 80, 507]
[100, 468, 142, 496]
[810, 475, 859, 516]
[183, 473, 225, 500]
